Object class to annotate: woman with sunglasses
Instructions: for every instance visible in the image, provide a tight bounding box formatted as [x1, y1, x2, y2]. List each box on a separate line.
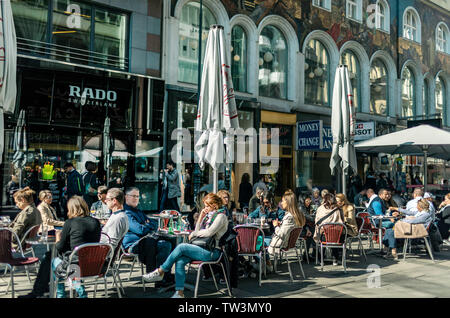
[248, 191, 278, 220]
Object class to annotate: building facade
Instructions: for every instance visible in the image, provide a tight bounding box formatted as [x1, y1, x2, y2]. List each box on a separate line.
[1, 0, 165, 213]
[161, 0, 450, 203]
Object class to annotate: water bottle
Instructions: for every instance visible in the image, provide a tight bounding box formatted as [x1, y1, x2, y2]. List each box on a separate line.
[168, 218, 174, 234]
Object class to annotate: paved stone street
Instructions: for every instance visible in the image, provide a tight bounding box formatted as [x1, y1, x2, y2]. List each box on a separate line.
[1, 241, 449, 299]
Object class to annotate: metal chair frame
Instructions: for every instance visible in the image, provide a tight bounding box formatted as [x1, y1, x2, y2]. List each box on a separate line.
[272, 227, 306, 282]
[117, 235, 148, 292]
[187, 247, 233, 298]
[233, 225, 267, 286]
[346, 216, 367, 261]
[0, 227, 40, 298]
[316, 223, 348, 273]
[55, 242, 115, 298]
[356, 212, 377, 251]
[401, 223, 435, 262]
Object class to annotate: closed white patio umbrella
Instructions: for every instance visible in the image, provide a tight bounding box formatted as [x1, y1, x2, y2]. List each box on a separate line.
[330, 65, 357, 194]
[195, 25, 240, 194]
[0, 0, 18, 165]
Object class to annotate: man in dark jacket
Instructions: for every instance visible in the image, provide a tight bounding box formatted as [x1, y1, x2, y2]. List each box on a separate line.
[63, 162, 83, 199]
[122, 187, 174, 287]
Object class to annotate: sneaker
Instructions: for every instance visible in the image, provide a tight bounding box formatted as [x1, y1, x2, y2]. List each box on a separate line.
[442, 239, 450, 246]
[219, 278, 227, 285]
[332, 258, 339, 266]
[171, 291, 184, 298]
[143, 269, 164, 283]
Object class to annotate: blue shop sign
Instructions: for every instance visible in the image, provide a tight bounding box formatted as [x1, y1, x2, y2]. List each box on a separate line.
[321, 126, 333, 152]
[297, 120, 323, 150]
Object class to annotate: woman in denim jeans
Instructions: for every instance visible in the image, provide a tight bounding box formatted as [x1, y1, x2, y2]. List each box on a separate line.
[143, 193, 228, 298]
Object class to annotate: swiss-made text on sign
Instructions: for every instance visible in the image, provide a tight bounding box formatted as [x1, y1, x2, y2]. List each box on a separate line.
[297, 120, 323, 150]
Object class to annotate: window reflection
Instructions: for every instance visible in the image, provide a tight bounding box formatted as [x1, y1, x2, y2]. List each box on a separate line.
[340, 50, 360, 111]
[370, 58, 388, 115]
[178, 2, 216, 84]
[304, 39, 329, 106]
[258, 25, 288, 99]
[435, 76, 445, 121]
[231, 25, 247, 92]
[401, 67, 415, 118]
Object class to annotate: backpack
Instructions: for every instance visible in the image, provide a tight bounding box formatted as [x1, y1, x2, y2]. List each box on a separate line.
[83, 172, 97, 196]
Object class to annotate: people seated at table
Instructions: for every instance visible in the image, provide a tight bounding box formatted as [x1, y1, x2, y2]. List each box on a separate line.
[267, 190, 306, 260]
[143, 193, 229, 298]
[384, 190, 398, 208]
[188, 191, 207, 229]
[336, 193, 358, 237]
[383, 199, 433, 260]
[248, 191, 279, 221]
[217, 189, 237, 222]
[19, 196, 101, 298]
[9, 187, 42, 250]
[311, 187, 322, 207]
[99, 188, 129, 251]
[298, 195, 316, 259]
[403, 188, 424, 215]
[423, 192, 436, 216]
[122, 187, 174, 287]
[313, 193, 345, 266]
[248, 188, 264, 213]
[37, 190, 64, 233]
[91, 186, 110, 217]
[353, 188, 368, 207]
[437, 193, 450, 245]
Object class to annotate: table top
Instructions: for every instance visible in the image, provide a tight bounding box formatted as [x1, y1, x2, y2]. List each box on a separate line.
[369, 215, 400, 220]
[26, 236, 57, 245]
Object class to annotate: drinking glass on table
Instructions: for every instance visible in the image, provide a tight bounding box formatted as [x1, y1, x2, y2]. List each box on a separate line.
[261, 216, 266, 226]
[41, 224, 48, 241]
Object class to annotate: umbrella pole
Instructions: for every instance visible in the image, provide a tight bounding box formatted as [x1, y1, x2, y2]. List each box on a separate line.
[423, 149, 428, 192]
[342, 165, 346, 196]
[213, 168, 218, 194]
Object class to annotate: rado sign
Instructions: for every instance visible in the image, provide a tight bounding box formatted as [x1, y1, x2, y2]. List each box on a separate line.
[68, 85, 118, 108]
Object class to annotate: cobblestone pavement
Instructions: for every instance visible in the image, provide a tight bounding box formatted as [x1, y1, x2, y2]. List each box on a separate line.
[1, 241, 449, 299]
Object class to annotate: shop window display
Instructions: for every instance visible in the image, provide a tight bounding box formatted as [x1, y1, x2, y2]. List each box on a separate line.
[369, 58, 388, 115]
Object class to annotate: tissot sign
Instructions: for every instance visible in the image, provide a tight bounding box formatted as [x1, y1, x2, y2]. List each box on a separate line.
[68, 85, 118, 108]
[354, 122, 375, 141]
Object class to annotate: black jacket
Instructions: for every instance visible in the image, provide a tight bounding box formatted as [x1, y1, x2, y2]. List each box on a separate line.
[66, 169, 83, 198]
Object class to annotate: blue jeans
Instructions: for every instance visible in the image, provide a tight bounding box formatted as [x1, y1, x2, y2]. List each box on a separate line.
[160, 243, 221, 291]
[51, 257, 86, 298]
[383, 228, 396, 248]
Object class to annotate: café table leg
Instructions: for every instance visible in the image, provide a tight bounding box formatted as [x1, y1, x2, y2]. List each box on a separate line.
[49, 244, 56, 298]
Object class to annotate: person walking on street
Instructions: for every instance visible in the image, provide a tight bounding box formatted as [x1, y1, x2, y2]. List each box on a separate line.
[164, 160, 181, 212]
[238, 173, 253, 209]
[82, 161, 99, 209]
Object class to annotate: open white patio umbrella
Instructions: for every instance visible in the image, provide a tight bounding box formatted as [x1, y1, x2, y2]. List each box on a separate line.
[195, 25, 240, 194]
[12, 110, 27, 187]
[330, 65, 357, 194]
[0, 0, 17, 165]
[355, 124, 450, 191]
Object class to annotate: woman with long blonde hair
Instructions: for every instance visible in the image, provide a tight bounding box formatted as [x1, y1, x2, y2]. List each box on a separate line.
[268, 190, 305, 255]
[335, 193, 358, 237]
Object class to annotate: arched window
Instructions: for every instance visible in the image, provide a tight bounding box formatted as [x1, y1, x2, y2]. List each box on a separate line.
[436, 23, 449, 53]
[304, 39, 330, 106]
[178, 2, 216, 84]
[340, 50, 361, 111]
[258, 25, 288, 99]
[423, 78, 429, 116]
[403, 8, 421, 43]
[231, 25, 247, 92]
[435, 76, 446, 121]
[375, 0, 389, 32]
[369, 58, 388, 115]
[401, 67, 415, 118]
